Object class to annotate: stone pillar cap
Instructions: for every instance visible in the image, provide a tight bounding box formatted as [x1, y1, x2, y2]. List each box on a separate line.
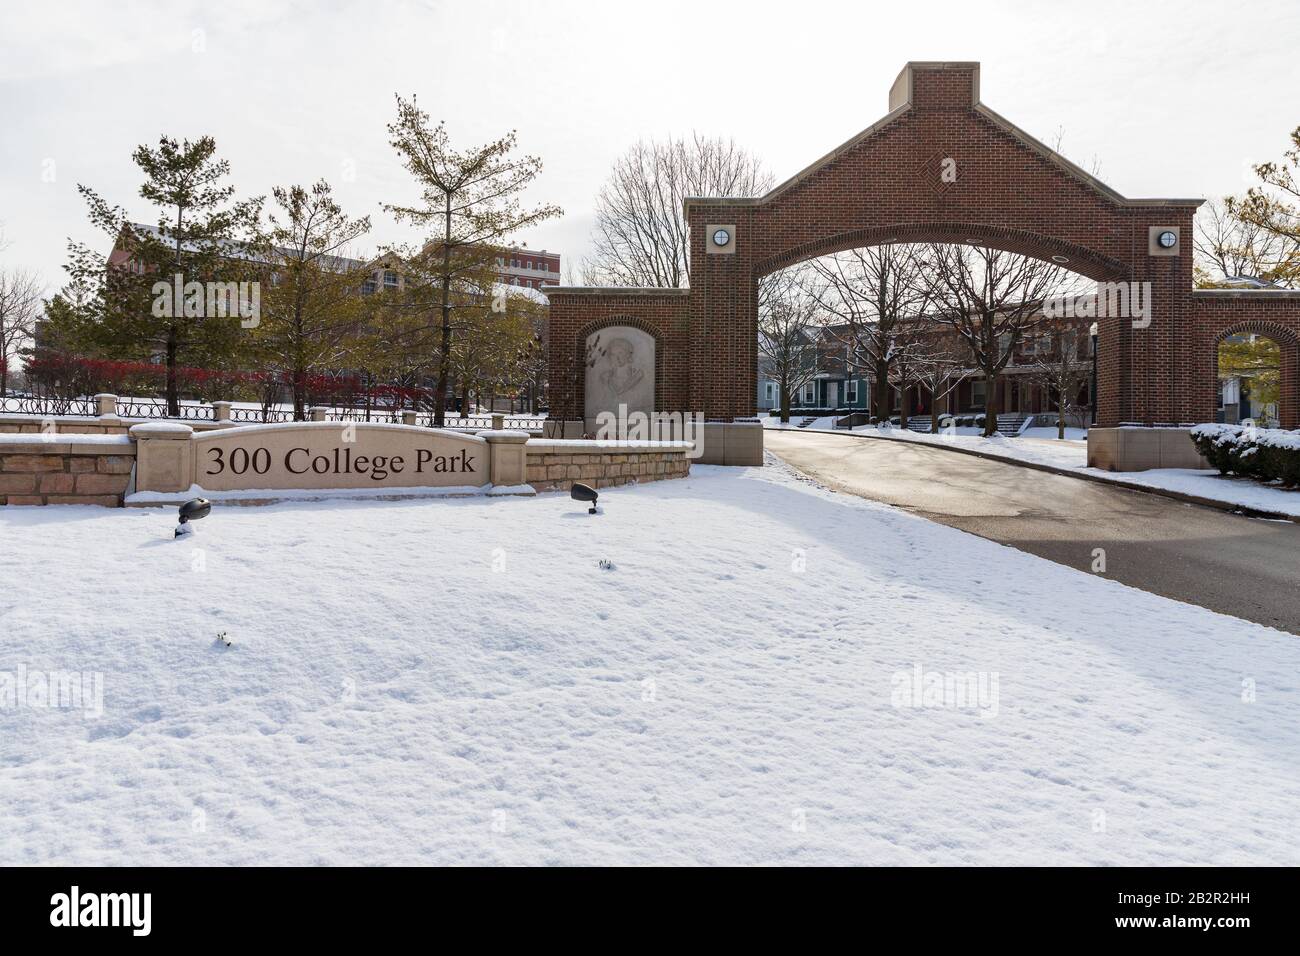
[129, 422, 194, 439]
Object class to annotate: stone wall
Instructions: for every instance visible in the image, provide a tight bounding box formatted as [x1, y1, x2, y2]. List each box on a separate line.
[0, 438, 135, 506]
[0, 416, 131, 436]
[525, 440, 691, 492]
[0, 415, 236, 436]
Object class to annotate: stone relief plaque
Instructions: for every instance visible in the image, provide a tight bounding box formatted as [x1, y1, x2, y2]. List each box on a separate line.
[584, 326, 654, 426]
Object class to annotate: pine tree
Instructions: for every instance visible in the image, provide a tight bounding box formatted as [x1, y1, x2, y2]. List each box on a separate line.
[67, 135, 261, 414]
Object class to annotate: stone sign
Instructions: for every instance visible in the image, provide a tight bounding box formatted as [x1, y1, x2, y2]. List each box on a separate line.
[194, 423, 486, 491]
[132, 422, 490, 493]
[585, 325, 654, 428]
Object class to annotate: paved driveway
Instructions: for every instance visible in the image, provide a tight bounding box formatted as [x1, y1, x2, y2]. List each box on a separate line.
[765, 429, 1300, 634]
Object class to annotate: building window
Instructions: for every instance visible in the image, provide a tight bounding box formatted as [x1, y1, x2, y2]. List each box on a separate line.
[383, 270, 399, 288]
[845, 379, 858, 403]
[803, 382, 816, 404]
[361, 274, 377, 295]
[972, 379, 986, 407]
[511, 258, 518, 268]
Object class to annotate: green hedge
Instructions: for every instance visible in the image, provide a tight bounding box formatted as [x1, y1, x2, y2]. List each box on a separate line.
[1189, 424, 1300, 487]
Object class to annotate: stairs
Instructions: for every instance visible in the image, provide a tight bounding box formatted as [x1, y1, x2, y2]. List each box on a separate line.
[899, 413, 1025, 434]
[996, 413, 1027, 435]
[795, 417, 819, 428]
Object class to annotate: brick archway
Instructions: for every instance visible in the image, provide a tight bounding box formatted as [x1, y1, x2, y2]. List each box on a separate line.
[752, 221, 1131, 282]
[546, 61, 1300, 439]
[1208, 318, 1300, 429]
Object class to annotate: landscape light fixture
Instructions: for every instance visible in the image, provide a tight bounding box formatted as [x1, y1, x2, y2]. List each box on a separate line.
[570, 482, 599, 515]
[175, 497, 212, 538]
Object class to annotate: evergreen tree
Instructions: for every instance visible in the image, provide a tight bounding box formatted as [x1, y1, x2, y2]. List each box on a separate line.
[66, 135, 261, 414]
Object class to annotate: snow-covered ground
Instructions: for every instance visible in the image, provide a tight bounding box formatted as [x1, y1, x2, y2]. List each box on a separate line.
[766, 417, 1300, 518]
[2, 462, 1298, 865]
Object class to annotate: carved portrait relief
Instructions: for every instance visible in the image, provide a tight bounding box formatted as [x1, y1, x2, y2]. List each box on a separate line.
[584, 325, 655, 426]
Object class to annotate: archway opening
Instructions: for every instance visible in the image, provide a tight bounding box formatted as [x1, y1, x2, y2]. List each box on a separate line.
[1216, 332, 1282, 427]
[757, 240, 1099, 437]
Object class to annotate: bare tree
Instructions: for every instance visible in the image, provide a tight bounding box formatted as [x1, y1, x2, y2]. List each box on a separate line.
[911, 332, 971, 433]
[757, 267, 822, 423]
[0, 267, 44, 396]
[885, 323, 930, 430]
[808, 245, 930, 422]
[926, 244, 1082, 436]
[1196, 197, 1297, 287]
[1025, 313, 1092, 439]
[580, 134, 771, 287]
[1227, 126, 1300, 286]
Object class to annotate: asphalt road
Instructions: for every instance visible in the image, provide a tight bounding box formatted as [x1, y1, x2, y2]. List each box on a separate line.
[765, 429, 1300, 634]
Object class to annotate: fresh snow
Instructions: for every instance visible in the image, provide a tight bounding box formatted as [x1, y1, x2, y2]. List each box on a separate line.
[0, 433, 134, 446]
[2, 462, 1298, 865]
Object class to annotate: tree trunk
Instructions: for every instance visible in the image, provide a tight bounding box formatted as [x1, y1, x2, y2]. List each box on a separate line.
[779, 375, 791, 423]
[930, 387, 941, 433]
[1058, 400, 1066, 440]
[899, 385, 909, 430]
[874, 363, 890, 423]
[292, 368, 306, 421]
[166, 326, 180, 417]
[434, 193, 453, 428]
[984, 373, 999, 437]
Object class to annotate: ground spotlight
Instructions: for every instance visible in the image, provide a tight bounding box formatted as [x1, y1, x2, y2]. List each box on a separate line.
[570, 482, 599, 514]
[175, 497, 212, 537]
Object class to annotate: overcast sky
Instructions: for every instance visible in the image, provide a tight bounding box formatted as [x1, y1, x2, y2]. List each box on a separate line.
[2, 0, 1298, 294]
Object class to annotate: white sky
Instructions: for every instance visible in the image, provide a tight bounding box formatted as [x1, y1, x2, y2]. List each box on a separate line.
[1, 0, 1298, 295]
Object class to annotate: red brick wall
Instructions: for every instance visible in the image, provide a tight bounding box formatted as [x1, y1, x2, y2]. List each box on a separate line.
[545, 290, 690, 421]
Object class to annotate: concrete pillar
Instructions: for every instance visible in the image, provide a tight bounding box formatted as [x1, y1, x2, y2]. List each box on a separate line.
[491, 413, 505, 430]
[212, 401, 232, 423]
[129, 422, 195, 493]
[481, 430, 529, 493]
[309, 407, 327, 422]
[401, 410, 417, 426]
[94, 393, 119, 419]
